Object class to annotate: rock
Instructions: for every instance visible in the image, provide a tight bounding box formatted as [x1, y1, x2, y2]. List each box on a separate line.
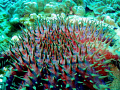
[44, 2, 55, 13]
[11, 35, 19, 42]
[44, 2, 66, 14]
[0, 12, 9, 23]
[104, 15, 116, 26]
[72, 6, 85, 16]
[87, 1, 105, 11]
[29, 13, 38, 22]
[113, 4, 120, 10]
[23, 2, 38, 14]
[103, 7, 115, 13]
[117, 18, 120, 27]
[73, 0, 86, 7]
[36, 0, 44, 12]
[116, 11, 120, 17]
[94, 6, 107, 15]
[63, 0, 76, 7]
[60, 12, 66, 18]
[9, 14, 20, 24]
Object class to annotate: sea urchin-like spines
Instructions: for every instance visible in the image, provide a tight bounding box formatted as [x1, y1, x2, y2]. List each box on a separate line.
[4, 18, 120, 90]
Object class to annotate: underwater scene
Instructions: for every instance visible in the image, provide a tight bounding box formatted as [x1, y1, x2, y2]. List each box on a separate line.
[0, 0, 120, 90]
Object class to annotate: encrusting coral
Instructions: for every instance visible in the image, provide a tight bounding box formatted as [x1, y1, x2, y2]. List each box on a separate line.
[0, 17, 120, 90]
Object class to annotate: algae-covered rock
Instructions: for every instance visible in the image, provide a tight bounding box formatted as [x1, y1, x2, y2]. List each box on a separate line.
[29, 13, 38, 22]
[72, 6, 85, 16]
[85, 11, 94, 17]
[63, 0, 76, 7]
[8, 13, 24, 34]
[60, 12, 66, 18]
[36, 0, 44, 12]
[44, 2, 66, 14]
[115, 0, 120, 5]
[7, 1, 43, 17]
[94, 6, 107, 15]
[103, 7, 115, 13]
[116, 11, 120, 17]
[87, 1, 118, 16]
[62, 0, 76, 15]
[117, 18, 120, 27]
[73, 0, 86, 7]
[87, 1, 105, 11]
[44, 2, 56, 13]
[0, 11, 11, 35]
[0, 34, 10, 43]
[93, 6, 115, 15]
[96, 14, 117, 26]
[9, 14, 19, 24]
[113, 4, 120, 10]
[7, 1, 24, 17]
[104, 15, 117, 26]
[0, 12, 9, 23]
[11, 35, 19, 42]
[23, 2, 38, 15]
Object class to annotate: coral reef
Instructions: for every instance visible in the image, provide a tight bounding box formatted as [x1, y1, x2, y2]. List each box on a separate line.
[0, 11, 11, 42]
[87, 1, 115, 15]
[0, 18, 119, 90]
[86, 0, 120, 27]
[0, 0, 78, 44]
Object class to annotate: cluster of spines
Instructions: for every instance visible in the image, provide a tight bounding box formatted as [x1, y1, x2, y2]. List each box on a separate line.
[2, 18, 120, 90]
